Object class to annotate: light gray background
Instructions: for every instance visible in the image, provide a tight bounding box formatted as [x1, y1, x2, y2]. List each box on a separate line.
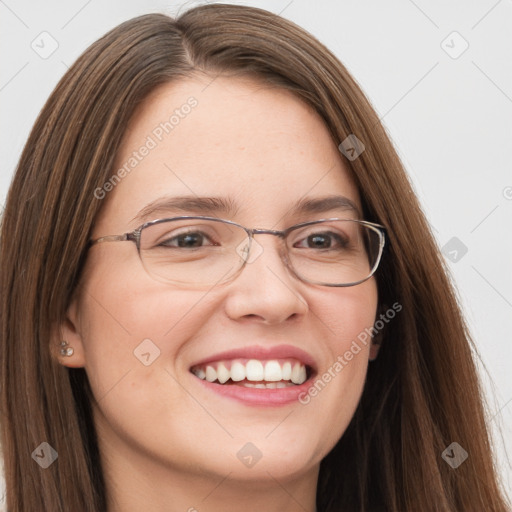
[1, 0, 511, 502]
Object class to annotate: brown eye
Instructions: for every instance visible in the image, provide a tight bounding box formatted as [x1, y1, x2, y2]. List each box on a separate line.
[294, 231, 348, 250]
[161, 232, 211, 248]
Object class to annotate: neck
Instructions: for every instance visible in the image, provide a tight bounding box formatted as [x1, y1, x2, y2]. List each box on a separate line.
[105, 460, 319, 512]
[101, 436, 319, 512]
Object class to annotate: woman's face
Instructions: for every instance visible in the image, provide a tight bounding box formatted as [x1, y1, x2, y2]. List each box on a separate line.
[63, 75, 378, 491]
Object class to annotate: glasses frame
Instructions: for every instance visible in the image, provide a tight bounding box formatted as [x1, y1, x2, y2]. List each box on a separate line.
[89, 216, 386, 287]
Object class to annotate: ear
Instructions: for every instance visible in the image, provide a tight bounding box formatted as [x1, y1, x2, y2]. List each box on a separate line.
[51, 298, 86, 368]
[369, 303, 387, 362]
[369, 331, 382, 361]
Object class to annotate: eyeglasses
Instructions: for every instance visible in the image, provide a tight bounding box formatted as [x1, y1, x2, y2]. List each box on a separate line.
[89, 216, 386, 288]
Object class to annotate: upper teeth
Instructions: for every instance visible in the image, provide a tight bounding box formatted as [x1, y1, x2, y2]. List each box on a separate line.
[192, 359, 308, 385]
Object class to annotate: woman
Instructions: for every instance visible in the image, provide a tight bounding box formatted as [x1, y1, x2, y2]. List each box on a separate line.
[0, 4, 509, 511]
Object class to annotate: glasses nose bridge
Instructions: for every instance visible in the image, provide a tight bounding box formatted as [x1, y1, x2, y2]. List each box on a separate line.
[249, 227, 286, 239]
[241, 227, 288, 266]
[247, 227, 287, 252]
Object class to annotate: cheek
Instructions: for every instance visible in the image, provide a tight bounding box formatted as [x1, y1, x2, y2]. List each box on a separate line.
[76, 251, 217, 392]
[314, 278, 378, 352]
[302, 280, 378, 425]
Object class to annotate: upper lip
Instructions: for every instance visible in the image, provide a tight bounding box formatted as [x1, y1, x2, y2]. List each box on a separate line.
[189, 344, 317, 372]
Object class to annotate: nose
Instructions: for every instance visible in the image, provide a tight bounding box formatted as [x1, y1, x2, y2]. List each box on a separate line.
[222, 234, 309, 325]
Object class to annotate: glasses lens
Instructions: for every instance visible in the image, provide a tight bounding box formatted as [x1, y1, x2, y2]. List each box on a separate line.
[139, 218, 248, 286]
[137, 218, 384, 287]
[286, 220, 383, 286]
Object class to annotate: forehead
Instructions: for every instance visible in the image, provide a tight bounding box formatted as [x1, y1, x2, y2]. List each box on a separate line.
[95, 75, 361, 232]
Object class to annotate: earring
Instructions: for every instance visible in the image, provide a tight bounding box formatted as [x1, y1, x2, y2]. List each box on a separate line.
[60, 341, 74, 357]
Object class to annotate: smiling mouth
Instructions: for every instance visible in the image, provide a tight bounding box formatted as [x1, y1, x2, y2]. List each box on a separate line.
[190, 358, 313, 388]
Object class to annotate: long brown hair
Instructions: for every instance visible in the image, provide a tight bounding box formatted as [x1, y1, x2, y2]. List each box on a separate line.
[0, 4, 509, 511]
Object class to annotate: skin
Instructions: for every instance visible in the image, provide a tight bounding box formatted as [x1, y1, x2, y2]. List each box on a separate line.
[58, 74, 380, 512]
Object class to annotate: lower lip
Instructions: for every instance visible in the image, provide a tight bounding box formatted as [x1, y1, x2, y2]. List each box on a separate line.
[192, 375, 314, 406]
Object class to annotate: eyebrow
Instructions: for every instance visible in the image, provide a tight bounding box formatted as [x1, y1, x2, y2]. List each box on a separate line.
[290, 195, 360, 218]
[132, 196, 241, 224]
[132, 194, 360, 225]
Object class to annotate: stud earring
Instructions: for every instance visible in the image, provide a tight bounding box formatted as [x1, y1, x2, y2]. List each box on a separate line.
[60, 340, 74, 357]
